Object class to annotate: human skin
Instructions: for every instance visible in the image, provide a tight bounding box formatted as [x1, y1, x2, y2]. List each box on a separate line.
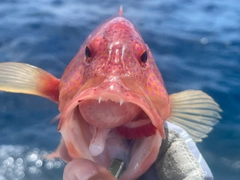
[63, 159, 116, 180]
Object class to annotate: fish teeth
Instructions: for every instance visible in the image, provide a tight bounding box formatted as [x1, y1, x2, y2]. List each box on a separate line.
[98, 96, 102, 104]
[120, 99, 124, 106]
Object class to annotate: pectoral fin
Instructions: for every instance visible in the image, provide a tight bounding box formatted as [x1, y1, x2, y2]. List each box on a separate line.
[0, 62, 60, 103]
[168, 90, 222, 142]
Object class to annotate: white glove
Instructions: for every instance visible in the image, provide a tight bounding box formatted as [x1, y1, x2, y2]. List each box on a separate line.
[138, 122, 213, 180]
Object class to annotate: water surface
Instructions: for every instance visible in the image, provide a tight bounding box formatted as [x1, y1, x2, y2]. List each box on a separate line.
[0, 0, 239, 179]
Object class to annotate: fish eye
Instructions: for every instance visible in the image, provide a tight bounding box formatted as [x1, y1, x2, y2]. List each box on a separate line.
[85, 46, 92, 58]
[140, 50, 148, 64]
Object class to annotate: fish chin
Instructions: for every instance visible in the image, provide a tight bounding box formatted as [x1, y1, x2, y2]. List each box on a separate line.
[58, 82, 163, 179]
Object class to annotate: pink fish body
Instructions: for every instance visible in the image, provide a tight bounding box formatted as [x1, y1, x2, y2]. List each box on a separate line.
[59, 15, 171, 135]
[0, 7, 221, 180]
[57, 12, 169, 179]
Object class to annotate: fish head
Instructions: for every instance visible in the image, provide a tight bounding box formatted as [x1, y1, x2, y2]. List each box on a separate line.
[58, 12, 171, 179]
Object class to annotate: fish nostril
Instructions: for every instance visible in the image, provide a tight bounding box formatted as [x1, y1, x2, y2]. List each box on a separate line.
[85, 46, 92, 58]
[85, 46, 93, 64]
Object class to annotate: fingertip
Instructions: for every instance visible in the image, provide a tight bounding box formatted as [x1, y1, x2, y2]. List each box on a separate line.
[63, 159, 98, 180]
[63, 159, 116, 180]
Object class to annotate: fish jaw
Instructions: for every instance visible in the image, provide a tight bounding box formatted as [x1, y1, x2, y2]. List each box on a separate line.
[59, 112, 162, 180]
[58, 76, 164, 179]
[120, 132, 162, 180]
[58, 75, 165, 136]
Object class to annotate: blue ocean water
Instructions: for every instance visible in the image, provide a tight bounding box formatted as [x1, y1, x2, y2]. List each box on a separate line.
[0, 0, 239, 179]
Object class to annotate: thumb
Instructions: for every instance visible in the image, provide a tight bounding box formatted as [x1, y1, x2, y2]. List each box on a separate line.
[63, 159, 117, 180]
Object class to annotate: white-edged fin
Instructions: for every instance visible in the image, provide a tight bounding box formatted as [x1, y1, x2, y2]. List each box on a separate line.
[168, 90, 222, 142]
[0, 62, 60, 102]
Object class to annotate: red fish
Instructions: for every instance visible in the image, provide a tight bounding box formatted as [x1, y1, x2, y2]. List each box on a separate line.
[0, 8, 221, 180]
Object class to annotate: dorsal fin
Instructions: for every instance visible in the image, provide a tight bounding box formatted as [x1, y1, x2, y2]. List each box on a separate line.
[118, 5, 123, 16]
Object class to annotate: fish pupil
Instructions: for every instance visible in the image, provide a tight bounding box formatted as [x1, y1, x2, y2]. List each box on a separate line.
[140, 51, 148, 64]
[85, 46, 92, 58]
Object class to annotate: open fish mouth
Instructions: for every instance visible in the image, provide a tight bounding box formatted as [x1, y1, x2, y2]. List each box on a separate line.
[58, 79, 162, 179]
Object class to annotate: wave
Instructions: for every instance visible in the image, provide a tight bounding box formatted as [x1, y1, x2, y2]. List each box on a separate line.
[0, 145, 65, 180]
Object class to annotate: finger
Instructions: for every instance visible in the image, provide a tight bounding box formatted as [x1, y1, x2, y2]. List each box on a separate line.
[63, 159, 117, 180]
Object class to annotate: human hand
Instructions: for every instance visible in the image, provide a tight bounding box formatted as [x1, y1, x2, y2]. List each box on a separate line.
[63, 158, 117, 180]
[61, 122, 213, 180]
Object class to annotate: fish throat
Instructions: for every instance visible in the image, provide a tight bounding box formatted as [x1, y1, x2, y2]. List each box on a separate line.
[79, 98, 156, 137]
[78, 97, 156, 156]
